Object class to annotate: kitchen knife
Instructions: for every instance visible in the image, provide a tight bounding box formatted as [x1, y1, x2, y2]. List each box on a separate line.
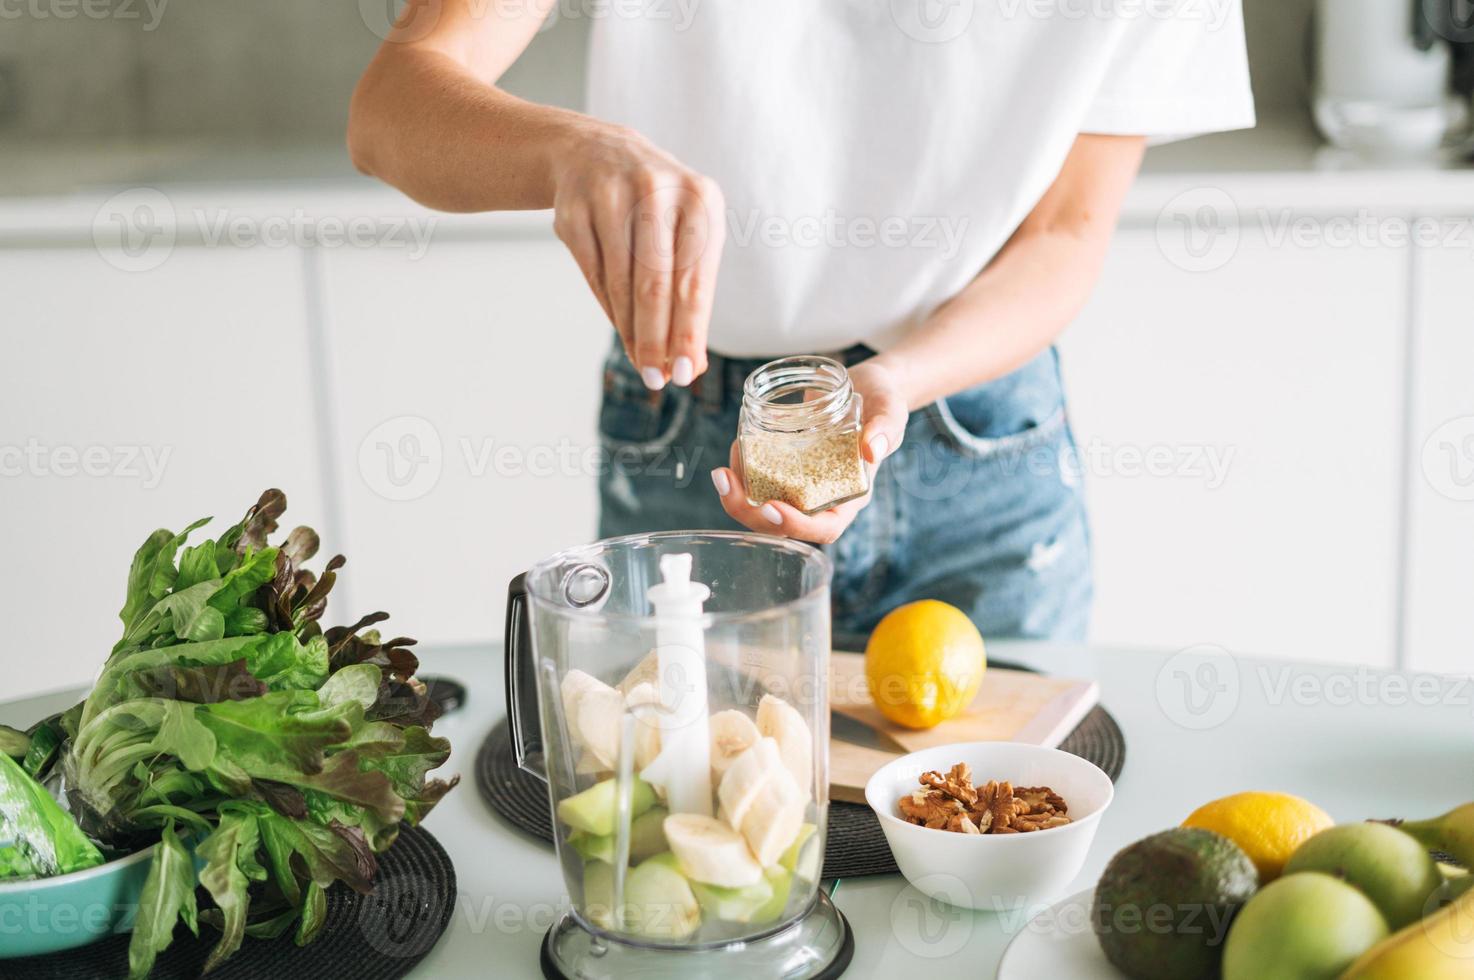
[829, 710, 908, 754]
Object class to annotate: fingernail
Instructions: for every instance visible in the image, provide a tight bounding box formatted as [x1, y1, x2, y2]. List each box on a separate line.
[867, 433, 889, 462]
[760, 503, 782, 525]
[711, 469, 730, 496]
[671, 356, 694, 387]
[640, 366, 666, 391]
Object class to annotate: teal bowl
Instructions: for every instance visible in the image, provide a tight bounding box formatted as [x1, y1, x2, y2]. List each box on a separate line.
[0, 844, 156, 958]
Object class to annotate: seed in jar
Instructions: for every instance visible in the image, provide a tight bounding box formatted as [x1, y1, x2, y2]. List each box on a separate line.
[741, 430, 866, 514]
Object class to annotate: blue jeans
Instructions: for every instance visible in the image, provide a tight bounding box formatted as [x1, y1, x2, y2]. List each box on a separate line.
[596, 343, 1092, 649]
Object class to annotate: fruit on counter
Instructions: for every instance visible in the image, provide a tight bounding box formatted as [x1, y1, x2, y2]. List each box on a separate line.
[708, 709, 761, 778]
[690, 874, 776, 923]
[1339, 880, 1474, 979]
[1282, 823, 1442, 930]
[557, 777, 658, 837]
[756, 694, 814, 800]
[568, 806, 669, 865]
[623, 852, 702, 940]
[1379, 801, 1474, 868]
[1093, 827, 1259, 980]
[864, 599, 986, 729]
[1433, 868, 1474, 906]
[664, 813, 763, 887]
[1221, 872, 1388, 980]
[1182, 791, 1333, 882]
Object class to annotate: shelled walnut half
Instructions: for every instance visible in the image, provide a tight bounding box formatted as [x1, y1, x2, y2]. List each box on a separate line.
[897, 763, 1072, 835]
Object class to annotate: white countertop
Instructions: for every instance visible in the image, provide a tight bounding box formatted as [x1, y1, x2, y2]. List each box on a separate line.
[4, 640, 1470, 979]
[4, 116, 1474, 245]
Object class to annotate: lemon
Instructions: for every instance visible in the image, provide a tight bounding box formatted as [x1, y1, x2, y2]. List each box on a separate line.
[864, 600, 986, 729]
[1183, 791, 1334, 882]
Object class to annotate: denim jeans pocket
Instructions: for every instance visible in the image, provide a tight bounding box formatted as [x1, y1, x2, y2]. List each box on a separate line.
[598, 351, 692, 455]
[925, 348, 1069, 460]
[927, 399, 1068, 461]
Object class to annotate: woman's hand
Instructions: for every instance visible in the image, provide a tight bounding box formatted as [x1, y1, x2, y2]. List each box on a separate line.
[709, 359, 910, 544]
[552, 124, 726, 390]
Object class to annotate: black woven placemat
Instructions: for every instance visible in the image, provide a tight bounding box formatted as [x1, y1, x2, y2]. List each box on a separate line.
[8, 825, 456, 980]
[477, 662, 1125, 879]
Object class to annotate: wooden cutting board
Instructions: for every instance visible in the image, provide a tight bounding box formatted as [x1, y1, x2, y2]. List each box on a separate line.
[828, 651, 1100, 804]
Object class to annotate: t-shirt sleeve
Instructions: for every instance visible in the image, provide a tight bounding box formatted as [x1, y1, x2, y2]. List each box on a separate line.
[1081, 1, 1256, 144]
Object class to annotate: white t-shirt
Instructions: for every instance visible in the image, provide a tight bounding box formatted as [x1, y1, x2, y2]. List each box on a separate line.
[586, 0, 1255, 357]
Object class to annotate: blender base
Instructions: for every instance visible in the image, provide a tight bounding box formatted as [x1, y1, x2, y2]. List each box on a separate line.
[539, 890, 854, 979]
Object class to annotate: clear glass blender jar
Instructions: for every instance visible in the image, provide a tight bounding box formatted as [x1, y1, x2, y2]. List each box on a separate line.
[505, 531, 847, 976]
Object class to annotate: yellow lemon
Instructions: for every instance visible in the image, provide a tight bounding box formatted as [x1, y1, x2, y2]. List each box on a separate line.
[1183, 791, 1334, 882]
[864, 600, 986, 730]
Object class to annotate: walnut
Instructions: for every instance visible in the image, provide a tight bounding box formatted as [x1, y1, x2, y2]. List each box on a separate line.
[1015, 786, 1068, 816]
[900, 765, 1073, 835]
[947, 812, 981, 835]
[899, 789, 964, 828]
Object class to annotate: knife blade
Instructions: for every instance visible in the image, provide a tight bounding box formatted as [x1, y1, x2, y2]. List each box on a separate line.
[829, 710, 909, 754]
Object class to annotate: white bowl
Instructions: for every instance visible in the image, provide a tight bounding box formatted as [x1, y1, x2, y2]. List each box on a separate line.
[865, 741, 1114, 911]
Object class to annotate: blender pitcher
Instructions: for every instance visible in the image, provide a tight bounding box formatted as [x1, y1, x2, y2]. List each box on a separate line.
[504, 531, 852, 979]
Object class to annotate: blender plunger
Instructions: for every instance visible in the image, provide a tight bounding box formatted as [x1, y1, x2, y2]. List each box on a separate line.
[504, 532, 854, 979]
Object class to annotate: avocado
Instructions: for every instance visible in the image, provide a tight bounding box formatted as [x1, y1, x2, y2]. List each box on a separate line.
[1093, 827, 1260, 980]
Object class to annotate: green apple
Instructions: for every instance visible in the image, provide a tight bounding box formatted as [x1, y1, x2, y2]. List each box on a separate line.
[1223, 872, 1389, 980]
[1284, 823, 1442, 930]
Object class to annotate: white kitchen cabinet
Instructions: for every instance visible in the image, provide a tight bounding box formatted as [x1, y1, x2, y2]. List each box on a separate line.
[1059, 226, 1406, 666]
[1404, 236, 1474, 675]
[318, 237, 608, 649]
[0, 246, 329, 698]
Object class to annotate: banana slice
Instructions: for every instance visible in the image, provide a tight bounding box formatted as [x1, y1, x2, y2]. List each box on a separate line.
[664, 813, 764, 888]
[575, 684, 626, 770]
[717, 737, 781, 830]
[756, 694, 813, 801]
[561, 669, 610, 746]
[740, 766, 806, 867]
[574, 750, 610, 777]
[625, 682, 664, 771]
[617, 650, 660, 696]
[709, 709, 761, 779]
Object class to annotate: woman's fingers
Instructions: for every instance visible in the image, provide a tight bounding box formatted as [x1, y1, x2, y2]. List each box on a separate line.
[710, 463, 869, 545]
[592, 196, 637, 363]
[666, 177, 723, 386]
[629, 185, 677, 390]
[549, 126, 722, 388]
[552, 205, 614, 324]
[859, 386, 908, 465]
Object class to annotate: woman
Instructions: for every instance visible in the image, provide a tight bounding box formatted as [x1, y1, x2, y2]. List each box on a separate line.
[349, 0, 1254, 648]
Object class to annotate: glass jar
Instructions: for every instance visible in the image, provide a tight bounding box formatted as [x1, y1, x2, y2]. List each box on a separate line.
[738, 356, 869, 515]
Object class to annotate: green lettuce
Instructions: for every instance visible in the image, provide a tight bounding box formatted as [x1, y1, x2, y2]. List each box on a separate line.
[52, 489, 457, 978]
